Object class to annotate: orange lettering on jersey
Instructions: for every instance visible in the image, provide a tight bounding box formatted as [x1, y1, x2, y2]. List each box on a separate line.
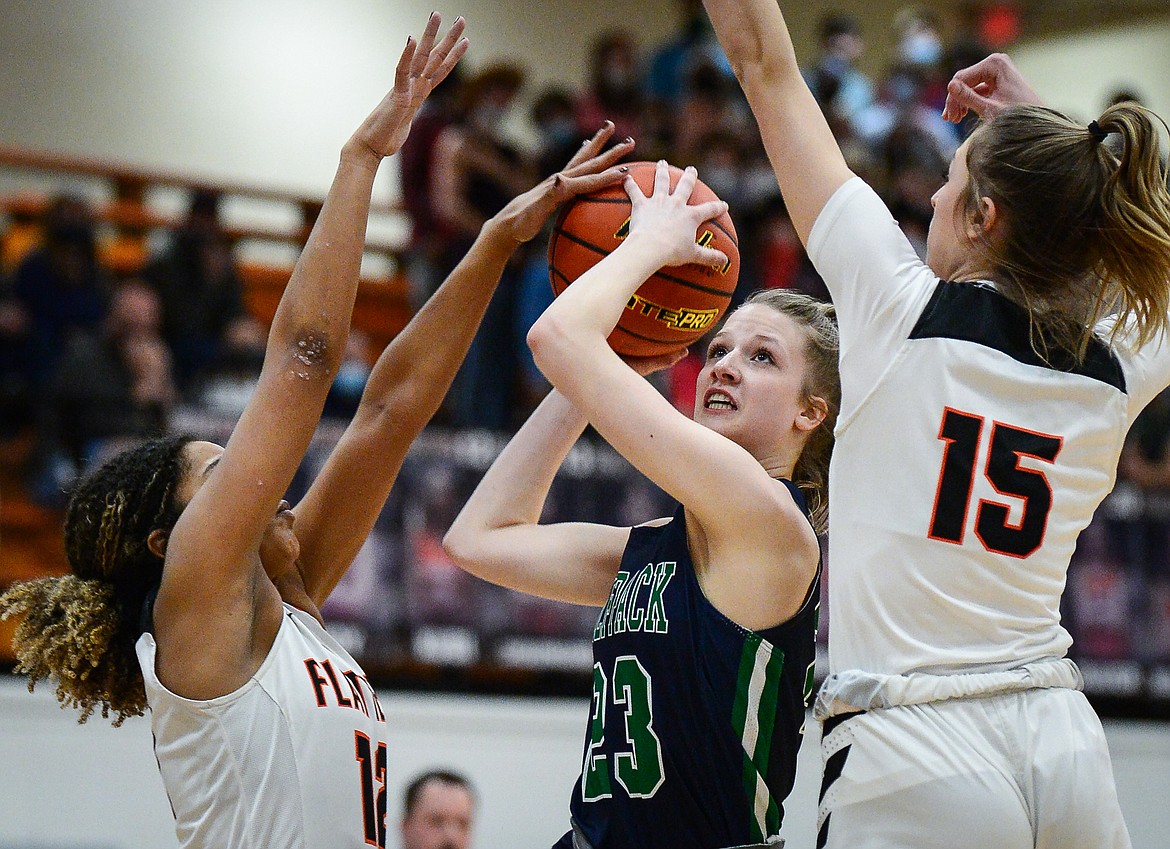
[321, 659, 353, 708]
[343, 669, 369, 717]
[304, 659, 330, 707]
[304, 657, 387, 721]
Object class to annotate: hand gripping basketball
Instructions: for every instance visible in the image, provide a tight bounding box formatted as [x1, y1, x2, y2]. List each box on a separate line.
[548, 160, 740, 358]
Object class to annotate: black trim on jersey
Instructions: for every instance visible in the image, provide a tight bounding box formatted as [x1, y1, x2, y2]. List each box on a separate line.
[908, 281, 1127, 393]
[818, 744, 851, 805]
[816, 816, 833, 849]
[816, 712, 861, 849]
[816, 746, 851, 849]
[819, 711, 861, 739]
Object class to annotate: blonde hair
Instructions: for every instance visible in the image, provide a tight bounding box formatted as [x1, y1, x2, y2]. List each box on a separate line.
[740, 288, 839, 534]
[963, 102, 1170, 360]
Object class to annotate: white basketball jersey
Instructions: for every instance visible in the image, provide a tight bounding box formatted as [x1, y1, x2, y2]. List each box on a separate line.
[808, 178, 1170, 676]
[137, 604, 390, 849]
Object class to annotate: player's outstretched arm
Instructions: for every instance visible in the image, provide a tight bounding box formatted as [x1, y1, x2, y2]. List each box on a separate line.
[154, 16, 466, 696]
[443, 389, 632, 605]
[701, 0, 852, 242]
[292, 124, 634, 605]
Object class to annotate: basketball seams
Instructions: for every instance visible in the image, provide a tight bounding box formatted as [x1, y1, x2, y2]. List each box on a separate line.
[707, 217, 739, 247]
[650, 268, 736, 298]
[551, 226, 610, 257]
[612, 325, 684, 347]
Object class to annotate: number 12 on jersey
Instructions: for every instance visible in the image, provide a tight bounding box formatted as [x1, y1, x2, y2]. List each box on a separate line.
[929, 407, 1062, 558]
[583, 656, 665, 801]
[355, 731, 387, 847]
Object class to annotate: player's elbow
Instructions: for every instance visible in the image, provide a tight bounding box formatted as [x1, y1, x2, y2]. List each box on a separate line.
[527, 312, 576, 382]
[270, 325, 344, 382]
[441, 520, 481, 571]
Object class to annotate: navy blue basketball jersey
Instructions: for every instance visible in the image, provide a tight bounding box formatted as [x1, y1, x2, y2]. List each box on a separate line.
[558, 479, 820, 849]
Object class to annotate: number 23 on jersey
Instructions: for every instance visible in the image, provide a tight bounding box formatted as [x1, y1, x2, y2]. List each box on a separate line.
[582, 656, 665, 801]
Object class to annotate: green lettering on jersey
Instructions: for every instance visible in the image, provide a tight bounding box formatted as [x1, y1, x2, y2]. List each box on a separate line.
[594, 571, 628, 640]
[644, 562, 675, 634]
[593, 563, 675, 641]
[612, 570, 633, 635]
[625, 571, 650, 632]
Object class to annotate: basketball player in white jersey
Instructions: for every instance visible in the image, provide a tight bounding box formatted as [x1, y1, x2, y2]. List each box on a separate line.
[702, 1, 1170, 847]
[0, 15, 638, 848]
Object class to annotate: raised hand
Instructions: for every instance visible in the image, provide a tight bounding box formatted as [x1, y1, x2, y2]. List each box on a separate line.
[942, 52, 1043, 123]
[624, 161, 729, 270]
[347, 13, 468, 162]
[487, 121, 636, 245]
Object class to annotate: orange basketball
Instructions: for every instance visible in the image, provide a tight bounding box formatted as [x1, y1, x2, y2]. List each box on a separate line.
[547, 161, 739, 358]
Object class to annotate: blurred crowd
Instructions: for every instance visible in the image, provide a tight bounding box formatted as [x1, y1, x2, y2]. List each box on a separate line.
[395, 1, 987, 431]
[1, 2, 989, 492]
[0, 190, 268, 506]
[1, 1, 1167, 659]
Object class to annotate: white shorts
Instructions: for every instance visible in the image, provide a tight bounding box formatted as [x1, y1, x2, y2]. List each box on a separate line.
[816, 687, 1131, 849]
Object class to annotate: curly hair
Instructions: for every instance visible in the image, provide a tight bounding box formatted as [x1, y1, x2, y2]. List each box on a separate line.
[741, 288, 840, 535]
[0, 434, 192, 725]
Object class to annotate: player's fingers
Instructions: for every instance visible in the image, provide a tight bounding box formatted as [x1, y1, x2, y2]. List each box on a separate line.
[412, 12, 442, 76]
[563, 137, 633, 178]
[690, 199, 728, 223]
[564, 122, 616, 170]
[559, 141, 631, 182]
[693, 246, 729, 270]
[425, 17, 467, 78]
[652, 159, 671, 197]
[394, 36, 416, 93]
[946, 78, 995, 118]
[948, 54, 1000, 89]
[428, 36, 468, 89]
[557, 166, 629, 198]
[624, 173, 648, 205]
[674, 165, 700, 200]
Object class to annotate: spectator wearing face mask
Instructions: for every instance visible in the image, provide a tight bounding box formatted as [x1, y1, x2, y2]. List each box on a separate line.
[143, 190, 266, 400]
[430, 63, 533, 271]
[893, 6, 948, 113]
[399, 64, 466, 310]
[574, 31, 644, 144]
[32, 278, 176, 503]
[643, 0, 732, 110]
[530, 87, 581, 176]
[803, 12, 874, 138]
[853, 62, 959, 163]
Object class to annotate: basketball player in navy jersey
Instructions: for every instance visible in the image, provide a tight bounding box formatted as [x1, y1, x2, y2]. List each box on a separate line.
[702, 1, 1170, 847]
[444, 161, 839, 848]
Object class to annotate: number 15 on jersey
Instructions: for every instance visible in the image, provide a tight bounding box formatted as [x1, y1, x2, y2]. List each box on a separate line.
[929, 407, 1062, 559]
